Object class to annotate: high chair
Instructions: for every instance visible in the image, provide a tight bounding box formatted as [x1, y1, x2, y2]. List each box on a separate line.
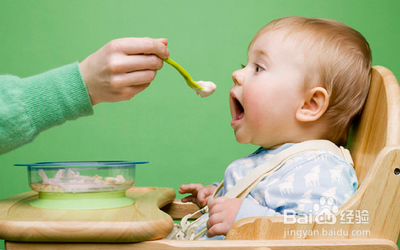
[149, 65, 400, 249]
[4, 65, 400, 250]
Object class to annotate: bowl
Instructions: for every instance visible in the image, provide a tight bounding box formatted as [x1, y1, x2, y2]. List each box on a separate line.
[15, 161, 148, 210]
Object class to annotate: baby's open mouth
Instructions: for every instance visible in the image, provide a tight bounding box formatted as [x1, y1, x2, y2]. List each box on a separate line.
[231, 94, 245, 121]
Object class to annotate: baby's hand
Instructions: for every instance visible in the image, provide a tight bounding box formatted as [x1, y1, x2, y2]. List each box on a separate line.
[206, 196, 243, 238]
[179, 183, 217, 208]
[79, 37, 169, 105]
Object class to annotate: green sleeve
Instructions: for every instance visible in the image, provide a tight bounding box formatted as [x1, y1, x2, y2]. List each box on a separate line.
[0, 62, 94, 154]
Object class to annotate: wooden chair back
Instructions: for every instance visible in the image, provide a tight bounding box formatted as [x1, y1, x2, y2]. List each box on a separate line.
[349, 66, 400, 183]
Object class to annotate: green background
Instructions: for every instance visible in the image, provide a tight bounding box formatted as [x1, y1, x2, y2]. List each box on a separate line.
[0, 0, 399, 248]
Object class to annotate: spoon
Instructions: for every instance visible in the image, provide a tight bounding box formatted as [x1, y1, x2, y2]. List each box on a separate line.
[164, 58, 216, 98]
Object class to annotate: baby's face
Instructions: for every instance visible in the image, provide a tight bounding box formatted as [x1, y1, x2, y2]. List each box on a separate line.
[229, 29, 308, 148]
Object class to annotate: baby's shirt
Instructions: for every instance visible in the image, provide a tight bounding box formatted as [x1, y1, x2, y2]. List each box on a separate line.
[201, 143, 358, 240]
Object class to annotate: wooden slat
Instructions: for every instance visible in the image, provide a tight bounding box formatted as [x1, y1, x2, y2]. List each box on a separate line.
[6, 238, 399, 250]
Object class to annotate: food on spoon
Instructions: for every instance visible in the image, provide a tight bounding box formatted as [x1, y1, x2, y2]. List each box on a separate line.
[194, 81, 217, 98]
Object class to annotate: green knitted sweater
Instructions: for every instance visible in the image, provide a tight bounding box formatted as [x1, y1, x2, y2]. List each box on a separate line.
[0, 62, 93, 154]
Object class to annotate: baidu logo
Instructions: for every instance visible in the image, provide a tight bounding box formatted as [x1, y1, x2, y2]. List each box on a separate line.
[284, 197, 338, 224]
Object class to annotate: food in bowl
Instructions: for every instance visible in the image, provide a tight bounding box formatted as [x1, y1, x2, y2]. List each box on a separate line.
[17, 161, 147, 193]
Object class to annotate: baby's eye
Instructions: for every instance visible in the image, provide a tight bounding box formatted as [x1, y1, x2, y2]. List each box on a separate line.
[255, 65, 264, 73]
[241, 64, 246, 69]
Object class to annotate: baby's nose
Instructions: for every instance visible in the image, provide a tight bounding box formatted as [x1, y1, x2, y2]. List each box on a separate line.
[232, 69, 244, 86]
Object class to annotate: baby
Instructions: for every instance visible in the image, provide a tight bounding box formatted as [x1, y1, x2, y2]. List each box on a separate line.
[179, 16, 372, 240]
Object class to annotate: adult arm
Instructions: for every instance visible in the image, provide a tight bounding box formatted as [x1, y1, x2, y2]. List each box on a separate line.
[0, 37, 169, 154]
[0, 62, 93, 154]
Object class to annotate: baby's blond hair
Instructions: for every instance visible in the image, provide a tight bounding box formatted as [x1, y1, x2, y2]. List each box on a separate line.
[252, 16, 372, 146]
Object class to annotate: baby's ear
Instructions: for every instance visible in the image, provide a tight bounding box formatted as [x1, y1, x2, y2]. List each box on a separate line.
[296, 87, 329, 122]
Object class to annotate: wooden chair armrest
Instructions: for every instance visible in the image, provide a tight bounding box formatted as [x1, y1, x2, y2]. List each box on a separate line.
[226, 216, 279, 240]
[161, 199, 201, 220]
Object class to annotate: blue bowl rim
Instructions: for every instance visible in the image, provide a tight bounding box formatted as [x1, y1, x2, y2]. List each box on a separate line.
[15, 161, 148, 168]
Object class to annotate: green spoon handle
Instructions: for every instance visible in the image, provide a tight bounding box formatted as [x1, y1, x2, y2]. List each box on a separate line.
[164, 58, 202, 89]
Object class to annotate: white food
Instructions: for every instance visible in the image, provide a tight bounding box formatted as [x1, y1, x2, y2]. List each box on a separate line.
[33, 169, 129, 192]
[194, 81, 217, 98]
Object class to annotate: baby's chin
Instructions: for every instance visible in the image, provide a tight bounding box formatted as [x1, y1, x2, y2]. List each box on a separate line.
[233, 132, 280, 149]
[232, 130, 252, 145]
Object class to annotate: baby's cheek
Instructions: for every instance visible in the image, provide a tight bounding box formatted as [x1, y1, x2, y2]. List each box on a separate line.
[246, 95, 271, 120]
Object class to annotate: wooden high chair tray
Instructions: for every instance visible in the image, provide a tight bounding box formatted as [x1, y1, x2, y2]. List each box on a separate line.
[0, 187, 175, 242]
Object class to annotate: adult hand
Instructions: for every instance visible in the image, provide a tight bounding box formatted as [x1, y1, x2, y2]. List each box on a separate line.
[206, 196, 243, 237]
[79, 37, 169, 105]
